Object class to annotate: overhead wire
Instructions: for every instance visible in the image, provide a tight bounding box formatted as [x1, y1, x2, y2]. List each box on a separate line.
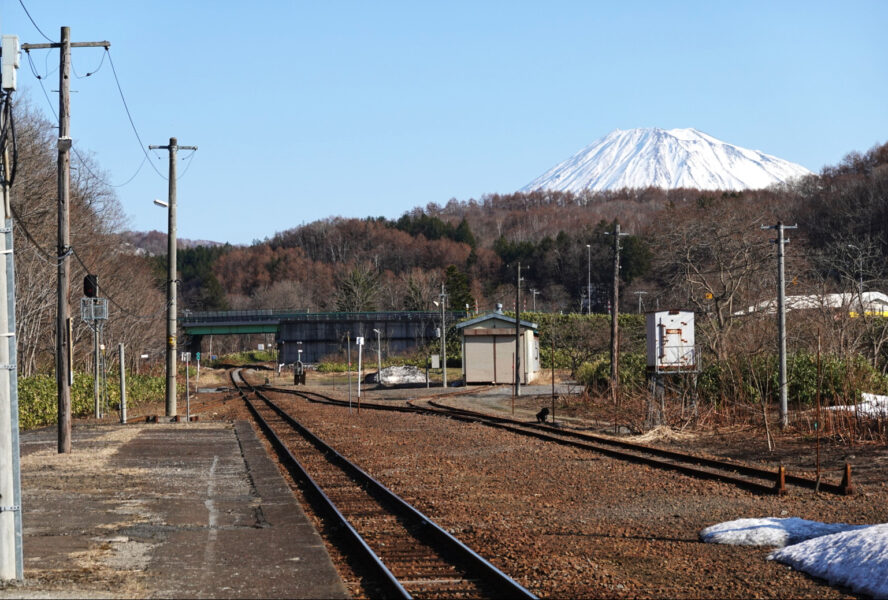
[26, 47, 163, 188]
[105, 49, 167, 180]
[71, 50, 107, 79]
[11, 15, 190, 322]
[17, 0, 55, 43]
[176, 149, 198, 180]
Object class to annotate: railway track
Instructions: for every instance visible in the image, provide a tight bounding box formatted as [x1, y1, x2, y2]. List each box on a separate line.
[255, 378, 854, 497]
[231, 370, 536, 600]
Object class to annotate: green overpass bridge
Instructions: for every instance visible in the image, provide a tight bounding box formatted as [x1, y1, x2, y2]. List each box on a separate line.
[181, 310, 466, 362]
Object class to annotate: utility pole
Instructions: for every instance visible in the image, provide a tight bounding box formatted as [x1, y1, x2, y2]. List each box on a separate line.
[530, 288, 539, 312]
[439, 283, 447, 388]
[0, 32, 23, 581]
[634, 291, 647, 314]
[514, 262, 522, 397]
[762, 221, 797, 428]
[586, 244, 591, 314]
[23, 28, 110, 453]
[606, 223, 629, 399]
[148, 138, 197, 418]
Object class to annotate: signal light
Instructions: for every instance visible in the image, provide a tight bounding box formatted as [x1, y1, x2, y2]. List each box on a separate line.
[84, 274, 98, 298]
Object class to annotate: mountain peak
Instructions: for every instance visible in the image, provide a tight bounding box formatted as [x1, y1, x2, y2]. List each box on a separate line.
[522, 128, 812, 193]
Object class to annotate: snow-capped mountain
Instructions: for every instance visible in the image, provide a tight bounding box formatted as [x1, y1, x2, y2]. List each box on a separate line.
[522, 128, 812, 193]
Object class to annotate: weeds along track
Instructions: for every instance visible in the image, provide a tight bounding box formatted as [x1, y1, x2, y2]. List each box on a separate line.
[258, 380, 853, 497]
[231, 370, 535, 600]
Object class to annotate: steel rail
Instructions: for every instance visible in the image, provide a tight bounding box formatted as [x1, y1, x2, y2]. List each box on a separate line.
[256, 380, 851, 496]
[230, 371, 410, 600]
[234, 371, 537, 600]
[422, 400, 853, 496]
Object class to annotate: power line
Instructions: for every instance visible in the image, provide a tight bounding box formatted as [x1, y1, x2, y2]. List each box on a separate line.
[27, 49, 159, 188]
[9, 204, 60, 263]
[17, 0, 55, 43]
[74, 152, 149, 188]
[176, 150, 197, 180]
[24, 50, 48, 80]
[71, 51, 107, 79]
[105, 49, 166, 180]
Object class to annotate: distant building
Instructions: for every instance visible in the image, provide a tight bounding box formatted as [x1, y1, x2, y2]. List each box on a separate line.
[739, 292, 888, 317]
[456, 306, 540, 384]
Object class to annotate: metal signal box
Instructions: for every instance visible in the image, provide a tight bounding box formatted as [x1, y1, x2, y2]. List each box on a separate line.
[2, 35, 20, 91]
[646, 310, 695, 372]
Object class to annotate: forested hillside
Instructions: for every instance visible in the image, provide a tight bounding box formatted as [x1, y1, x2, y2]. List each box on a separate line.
[12, 87, 887, 382]
[161, 140, 888, 322]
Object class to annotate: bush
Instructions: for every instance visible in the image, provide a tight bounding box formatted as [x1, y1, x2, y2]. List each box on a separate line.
[18, 371, 167, 430]
[695, 352, 888, 407]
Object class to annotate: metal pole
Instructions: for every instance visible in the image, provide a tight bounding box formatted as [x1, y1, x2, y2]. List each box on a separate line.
[0, 95, 22, 579]
[440, 283, 447, 388]
[816, 331, 822, 482]
[94, 324, 100, 418]
[347, 333, 352, 412]
[118, 343, 126, 424]
[515, 262, 521, 397]
[185, 356, 190, 421]
[57, 26, 72, 453]
[586, 244, 591, 314]
[374, 328, 381, 384]
[777, 223, 788, 428]
[551, 334, 556, 424]
[762, 221, 797, 428]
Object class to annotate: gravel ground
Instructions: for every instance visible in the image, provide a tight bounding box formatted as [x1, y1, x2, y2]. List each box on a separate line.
[214, 372, 888, 599]
[9, 367, 886, 598]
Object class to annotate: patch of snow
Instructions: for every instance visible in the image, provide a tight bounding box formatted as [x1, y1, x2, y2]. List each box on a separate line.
[769, 523, 888, 599]
[829, 393, 888, 418]
[378, 365, 427, 386]
[699, 517, 867, 547]
[701, 517, 887, 598]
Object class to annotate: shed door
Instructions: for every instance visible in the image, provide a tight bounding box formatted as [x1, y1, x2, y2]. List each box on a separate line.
[465, 336, 495, 383]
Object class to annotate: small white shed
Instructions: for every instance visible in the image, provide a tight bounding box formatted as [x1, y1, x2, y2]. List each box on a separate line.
[456, 307, 540, 384]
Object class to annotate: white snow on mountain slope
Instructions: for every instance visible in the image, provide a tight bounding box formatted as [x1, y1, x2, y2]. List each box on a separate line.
[522, 128, 813, 193]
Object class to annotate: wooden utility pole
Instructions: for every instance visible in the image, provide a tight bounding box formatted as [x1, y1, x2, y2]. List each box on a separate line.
[148, 138, 197, 418]
[23, 28, 110, 453]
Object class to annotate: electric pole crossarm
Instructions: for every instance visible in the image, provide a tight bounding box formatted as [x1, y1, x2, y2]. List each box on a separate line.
[22, 41, 110, 50]
[149, 145, 198, 151]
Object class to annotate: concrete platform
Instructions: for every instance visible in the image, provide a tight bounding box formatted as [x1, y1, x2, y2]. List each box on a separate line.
[4, 421, 349, 599]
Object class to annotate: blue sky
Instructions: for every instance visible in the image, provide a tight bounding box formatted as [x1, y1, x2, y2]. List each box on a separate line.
[1, 0, 885, 245]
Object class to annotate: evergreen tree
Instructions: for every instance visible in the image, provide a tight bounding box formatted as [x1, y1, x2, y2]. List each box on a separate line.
[444, 265, 474, 311]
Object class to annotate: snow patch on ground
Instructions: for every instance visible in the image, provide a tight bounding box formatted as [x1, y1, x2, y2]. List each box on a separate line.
[701, 517, 887, 598]
[700, 517, 867, 547]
